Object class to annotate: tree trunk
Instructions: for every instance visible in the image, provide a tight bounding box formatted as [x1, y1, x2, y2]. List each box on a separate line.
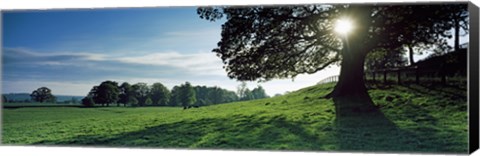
[397, 69, 401, 84]
[454, 18, 460, 52]
[415, 67, 420, 84]
[325, 5, 379, 116]
[327, 43, 369, 99]
[408, 44, 415, 65]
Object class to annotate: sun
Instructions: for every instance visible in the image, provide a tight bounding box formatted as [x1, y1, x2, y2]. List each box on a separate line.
[334, 18, 354, 35]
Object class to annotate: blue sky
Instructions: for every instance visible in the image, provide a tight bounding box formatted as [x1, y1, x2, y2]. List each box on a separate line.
[2, 7, 342, 96]
[1, 7, 469, 96]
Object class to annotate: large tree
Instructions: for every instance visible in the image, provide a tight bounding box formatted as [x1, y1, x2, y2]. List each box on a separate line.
[170, 85, 181, 106]
[179, 82, 196, 108]
[198, 4, 460, 115]
[118, 82, 134, 107]
[30, 87, 56, 103]
[150, 82, 171, 106]
[131, 83, 150, 106]
[93, 81, 120, 107]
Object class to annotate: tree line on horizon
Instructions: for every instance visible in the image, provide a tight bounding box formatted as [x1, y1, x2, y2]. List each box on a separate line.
[81, 81, 269, 108]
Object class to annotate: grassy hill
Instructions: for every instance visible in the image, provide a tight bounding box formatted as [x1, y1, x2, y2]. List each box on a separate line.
[1, 83, 467, 153]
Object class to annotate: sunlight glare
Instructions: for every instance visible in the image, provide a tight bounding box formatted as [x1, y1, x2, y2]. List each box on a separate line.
[334, 18, 353, 35]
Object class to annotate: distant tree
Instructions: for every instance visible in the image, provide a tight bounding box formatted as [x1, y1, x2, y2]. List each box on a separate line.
[145, 97, 153, 106]
[150, 82, 171, 106]
[251, 85, 269, 99]
[71, 97, 78, 104]
[132, 83, 150, 106]
[130, 97, 139, 107]
[365, 48, 408, 72]
[81, 96, 95, 107]
[179, 82, 196, 108]
[193, 85, 239, 105]
[242, 88, 254, 101]
[194, 86, 211, 105]
[118, 82, 134, 107]
[2, 95, 7, 103]
[93, 81, 120, 107]
[442, 5, 468, 52]
[207, 87, 223, 104]
[170, 86, 181, 106]
[30, 87, 56, 103]
[237, 82, 248, 100]
[223, 90, 239, 102]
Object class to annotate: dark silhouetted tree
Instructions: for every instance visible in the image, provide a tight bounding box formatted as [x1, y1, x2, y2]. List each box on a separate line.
[93, 81, 120, 107]
[2, 95, 7, 103]
[30, 87, 56, 103]
[81, 96, 95, 107]
[441, 5, 468, 52]
[198, 4, 461, 115]
[150, 82, 171, 106]
[118, 82, 134, 107]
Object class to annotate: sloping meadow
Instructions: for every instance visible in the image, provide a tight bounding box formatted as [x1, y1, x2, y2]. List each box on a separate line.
[2, 83, 467, 153]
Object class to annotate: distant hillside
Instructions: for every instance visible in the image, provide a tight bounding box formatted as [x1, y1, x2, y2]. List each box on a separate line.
[414, 48, 467, 77]
[2, 93, 84, 103]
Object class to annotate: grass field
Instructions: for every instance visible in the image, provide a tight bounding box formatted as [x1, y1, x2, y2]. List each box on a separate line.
[2, 83, 468, 153]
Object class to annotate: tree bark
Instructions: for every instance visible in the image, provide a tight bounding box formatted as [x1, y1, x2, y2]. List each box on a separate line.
[327, 41, 369, 99]
[408, 44, 415, 65]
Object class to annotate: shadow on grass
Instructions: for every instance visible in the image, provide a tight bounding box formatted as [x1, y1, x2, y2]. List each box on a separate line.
[332, 96, 416, 153]
[31, 91, 466, 153]
[331, 95, 464, 154]
[33, 114, 334, 151]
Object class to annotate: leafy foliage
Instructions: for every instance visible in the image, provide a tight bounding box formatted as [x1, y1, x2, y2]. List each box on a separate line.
[132, 83, 150, 106]
[93, 81, 120, 106]
[30, 87, 56, 103]
[197, 4, 467, 100]
[150, 83, 171, 106]
[178, 82, 196, 107]
[81, 96, 95, 107]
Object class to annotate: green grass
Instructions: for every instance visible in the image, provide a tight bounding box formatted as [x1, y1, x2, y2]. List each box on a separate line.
[2, 83, 467, 153]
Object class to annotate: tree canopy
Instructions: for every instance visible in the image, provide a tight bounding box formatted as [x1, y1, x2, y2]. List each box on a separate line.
[94, 81, 120, 107]
[198, 4, 466, 99]
[150, 82, 171, 106]
[30, 87, 56, 103]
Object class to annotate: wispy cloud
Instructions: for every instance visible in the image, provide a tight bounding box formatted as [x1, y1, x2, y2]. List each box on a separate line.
[3, 47, 107, 62]
[114, 51, 225, 76]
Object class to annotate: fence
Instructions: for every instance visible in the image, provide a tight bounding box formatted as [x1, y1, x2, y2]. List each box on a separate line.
[366, 65, 466, 85]
[317, 75, 339, 84]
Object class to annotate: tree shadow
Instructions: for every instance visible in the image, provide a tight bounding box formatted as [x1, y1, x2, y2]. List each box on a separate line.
[332, 96, 441, 153]
[30, 96, 466, 153]
[332, 88, 467, 154]
[32, 114, 334, 151]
